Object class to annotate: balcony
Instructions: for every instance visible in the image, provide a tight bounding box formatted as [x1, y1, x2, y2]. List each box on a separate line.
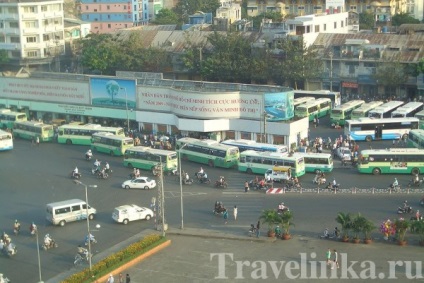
[44, 25, 63, 32]
[0, 14, 19, 20]
[24, 42, 42, 49]
[21, 13, 38, 20]
[0, 43, 21, 50]
[22, 28, 40, 34]
[43, 11, 64, 18]
[3, 29, 20, 35]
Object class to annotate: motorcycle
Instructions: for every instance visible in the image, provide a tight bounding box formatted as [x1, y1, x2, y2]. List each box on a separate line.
[13, 225, 20, 236]
[195, 172, 211, 184]
[30, 224, 37, 236]
[213, 202, 226, 215]
[277, 207, 290, 215]
[70, 171, 81, 180]
[313, 175, 326, 185]
[96, 170, 109, 179]
[41, 239, 58, 250]
[85, 153, 92, 161]
[325, 183, 340, 191]
[1, 243, 17, 257]
[248, 224, 257, 237]
[408, 177, 423, 187]
[74, 252, 92, 266]
[388, 184, 401, 192]
[214, 179, 228, 189]
[85, 237, 97, 246]
[398, 206, 414, 214]
[182, 178, 194, 185]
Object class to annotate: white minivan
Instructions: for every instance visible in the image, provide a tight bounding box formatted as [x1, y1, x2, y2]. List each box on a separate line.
[46, 199, 97, 226]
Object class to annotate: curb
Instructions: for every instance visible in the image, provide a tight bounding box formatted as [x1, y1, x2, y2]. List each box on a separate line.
[166, 229, 277, 243]
[93, 239, 171, 283]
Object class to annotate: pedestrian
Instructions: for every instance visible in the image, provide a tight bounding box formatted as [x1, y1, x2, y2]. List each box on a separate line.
[233, 205, 238, 221]
[118, 273, 124, 283]
[256, 220, 260, 238]
[332, 249, 339, 269]
[107, 274, 115, 283]
[326, 248, 332, 265]
[126, 274, 131, 283]
[36, 136, 40, 146]
[244, 180, 249, 192]
[223, 209, 228, 224]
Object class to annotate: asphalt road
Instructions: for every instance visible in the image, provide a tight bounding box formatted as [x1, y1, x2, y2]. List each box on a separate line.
[1, 117, 422, 282]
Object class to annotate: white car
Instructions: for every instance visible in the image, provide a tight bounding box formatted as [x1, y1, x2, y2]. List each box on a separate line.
[336, 147, 351, 161]
[112, 204, 154, 224]
[121, 177, 156, 190]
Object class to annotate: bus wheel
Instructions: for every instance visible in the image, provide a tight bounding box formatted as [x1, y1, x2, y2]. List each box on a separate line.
[412, 168, 420, 175]
[365, 136, 372, 142]
[208, 160, 214, 167]
[372, 168, 381, 175]
[246, 168, 253, 174]
[66, 139, 72, 145]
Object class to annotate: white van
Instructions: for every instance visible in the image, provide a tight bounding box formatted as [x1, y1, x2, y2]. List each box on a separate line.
[46, 199, 97, 226]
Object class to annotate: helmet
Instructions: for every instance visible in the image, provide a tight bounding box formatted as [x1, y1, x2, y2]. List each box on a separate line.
[46, 234, 50, 237]
[15, 220, 18, 223]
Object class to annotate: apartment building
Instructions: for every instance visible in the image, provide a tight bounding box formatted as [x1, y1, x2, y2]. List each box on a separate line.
[79, 0, 149, 34]
[0, 0, 65, 67]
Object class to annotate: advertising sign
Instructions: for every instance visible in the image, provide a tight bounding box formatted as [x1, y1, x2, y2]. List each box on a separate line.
[90, 78, 136, 109]
[0, 77, 89, 104]
[264, 91, 294, 121]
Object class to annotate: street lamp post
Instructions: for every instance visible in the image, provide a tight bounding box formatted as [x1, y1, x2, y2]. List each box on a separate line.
[35, 226, 43, 283]
[159, 156, 166, 237]
[74, 180, 97, 272]
[120, 87, 130, 131]
[329, 51, 333, 92]
[178, 143, 188, 229]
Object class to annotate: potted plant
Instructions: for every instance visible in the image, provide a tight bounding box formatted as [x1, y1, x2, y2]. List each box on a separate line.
[335, 212, 352, 242]
[411, 220, 424, 246]
[362, 218, 376, 244]
[351, 214, 363, 243]
[259, 209, 279, 237]
[279, 210, 295, 240]
[394, 218, 410, 246]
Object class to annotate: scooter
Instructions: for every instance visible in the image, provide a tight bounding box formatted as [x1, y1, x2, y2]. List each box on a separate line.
[70, 171, 81, 180]
[313, 176, 326, 185]
[388, 184, 401, 192]
[248, 225, 257, 237]
[1, 243, 17, 257]
[182, 178, 194, 185]
[85, 153, 92, 161]
[398, 206, 414, 214]
[84, 237, 97, 246]
[41, 239, 58, 250]
[214, 180, 228, 189]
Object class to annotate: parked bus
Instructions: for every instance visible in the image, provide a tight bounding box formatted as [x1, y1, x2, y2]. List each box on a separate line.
[351, 101, 384, 120]
[368, 101, 404, 118]
[221, 139, 288, 154]
[176, 137, 239, 168]
[13, 121, 54, 142]
[57, 124, 125, 145]
[91, 132, 134, 156]
[358, 148, 424, 175]
[238, 150, 306, 177]
[391, 102, 424, 118]
[293, 97, 315, 108]
[345, 117, 419, 142]
[295, 98, 332, 121]
[407, 129, 424, 149]
[0, 129, 13, 151]
[0, 109, 27, 129]
[294, 90, 341, 106]
[330, 100, 365, 126]
[123, 146, 178, 174]
[292, 152, 333, 173]
[415, 110, 424, 130]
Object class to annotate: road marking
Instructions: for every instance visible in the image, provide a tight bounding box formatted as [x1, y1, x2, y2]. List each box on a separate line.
[164, 191, 207, 198]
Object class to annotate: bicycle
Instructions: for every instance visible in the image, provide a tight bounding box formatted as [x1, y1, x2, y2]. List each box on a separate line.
[74, 253, 92, 266]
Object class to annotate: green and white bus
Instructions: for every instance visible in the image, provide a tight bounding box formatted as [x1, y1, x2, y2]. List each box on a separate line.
[407, 129, 424, 149]
[391, 102, 423, 118]
[351, 101, 384, 120]
[292, 152, 333, 173]
[358, 148, 424, 175]
[415, 110, 424, 130]
[0, 109, 27, 129]
[123, 146, 178, 174]
[13, 121, 54, 142]
[293, 97, 315, 108]
[330, 100, 365, 126]
[58, 124, 125, 145]
[238, 150, 306, 177]
[295, 98, 332, 121]
[91, 132, 134, 156]
[176, 137, 239, 168]
[0, 129, 13, 151]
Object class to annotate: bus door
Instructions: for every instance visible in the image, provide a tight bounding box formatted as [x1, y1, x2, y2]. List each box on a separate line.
[374, 125, 383, 140]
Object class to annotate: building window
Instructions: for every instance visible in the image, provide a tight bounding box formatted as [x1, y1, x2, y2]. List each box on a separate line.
[86, 5, 89, 10]
[341, 21, 343, 27]
[108, 24, 111, 28]
[0, 22, 3, 28]
[27, 51, 38, 57]
[108, 15, 110, 19]
[124, 5, 127, 10]
[24, 6, 37, 13]
[41, 5, 47, 12]
[11, 37, 20, 43]
[334, 22, 337, 28]
[107, 5, 110, 10]
[10, 22, 19, 28]
[8, 7, 18, 13]
[25, 21, 37, 28]
[323, 24, 326, 31]
[43, 34, 50, 41]
[315, 25, 319, 32]
[26, 36, 37, 43]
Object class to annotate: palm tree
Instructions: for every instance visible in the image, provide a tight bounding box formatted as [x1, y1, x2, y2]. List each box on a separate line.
[279, 210, 295, 236]
[411, 220, 424, 244]
[335, 212, 352, 240]
[259, 209, 279, 236]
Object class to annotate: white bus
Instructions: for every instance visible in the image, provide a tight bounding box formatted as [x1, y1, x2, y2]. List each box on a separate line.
[345, 117, 419, 142]
[294, 90, 341, 106]
[58, 124, 125, 145]
[292, 152, 333, 173]
[391, 102, 424, 118]
[368, 101, 404, 118]
[221, 139, 288, 154]
[293, 97, 315, 108]
[351, 101, 384, 120]
[0, 129, 13, 151]
[91, 132, 134, 156]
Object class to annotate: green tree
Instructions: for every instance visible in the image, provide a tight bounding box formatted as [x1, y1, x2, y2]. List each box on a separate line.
[373, 58, 408, 98]
[249, 11, 285, 30]
[0, 49, 9, 65]
[272, 38, 322, 89]
[173, 0, 220, 23]
[152, 8, 180, 25]
[417, 58, 424, 74]
[392, 12, 420, 26]
[359, 12, 375, 30]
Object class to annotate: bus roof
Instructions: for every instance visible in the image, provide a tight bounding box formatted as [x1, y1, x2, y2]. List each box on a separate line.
[15, 121, 50, 127]
[369, 101, 404, 113]
[178, 137, 237, 150]
[415, 110, 424, 117]
[293, 97, 315, 105]
[346, 117, 419, 124]
[222, 139, 285, 148]
[59, 123, 122, 131]
[332, 100, 364, 111]
[241, 150, 298, 159]
[125, 146, 176, 155]
[352, 101, 384, 113]
[92, 132, 132, 141]
[0, 129, 12, 136]
[296, 98, 331, 108]
[360, 148, 424, 155]
[292, 152, 332, 158]
[46, 199, 85, 207]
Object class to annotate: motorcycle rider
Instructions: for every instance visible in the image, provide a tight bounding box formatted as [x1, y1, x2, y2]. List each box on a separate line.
[13, 220, 21, 235]
[77, 245, 89, 260]
[30, 222, 37, 235]
[104, 162, 110, 174]
[392, 178, 399, 189]
[184, 172, 190, 184]
[217, 176, 225, 186]
[278, 202, 286, 213]
[198, 167, 204, 177]
[200, 172, 208, 183]
[2, 232, 11, 245]
[85, 233, 96, 245]
[94, 159, 101, 168]
[85, 149, 92, 160]
[413, 174, 420, 185]
[73, 166, 79, 178]
[332, 178, 338, 190]
[44, 234, 53, 248]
